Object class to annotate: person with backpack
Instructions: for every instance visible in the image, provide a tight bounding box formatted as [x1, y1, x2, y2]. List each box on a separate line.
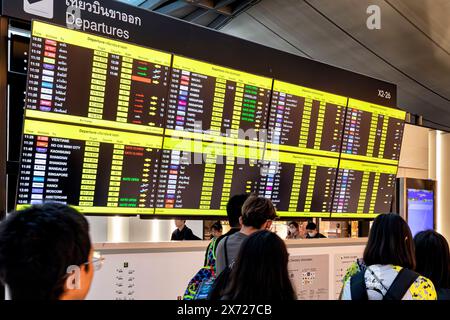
[221, 230, 296, 300]
[213, 194, 249, 255]
[202, 221, 223, 271]
[206, 195, 278, 300]
[181, 195, 248, 300]
[414, 230, 450, 300]
[340, 213, 437, 300]
[215, 194, 278, 276]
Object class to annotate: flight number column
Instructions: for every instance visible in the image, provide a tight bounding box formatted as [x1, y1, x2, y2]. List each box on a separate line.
[116, 58, 132, 123]
[79, 141, 100, 207]
[288, 165, 304, 211]
[299, 98, 312, 148]
[107, 145, 124, 207]
[313, 102, 326, 149]
[87, 50, 107, 119]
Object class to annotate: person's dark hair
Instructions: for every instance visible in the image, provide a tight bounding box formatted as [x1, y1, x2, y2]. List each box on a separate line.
[288, 221, 299, 229]
[211, 221, 223, 232]
[241, 195, 277, 229]
[223, 230, 296, 300]
[0, 203, 91, 300]
[414, 230, 450, 289]
[306, 222, 317, 230]
[226, 194, 249, 228]
[363, 213, 415, 269]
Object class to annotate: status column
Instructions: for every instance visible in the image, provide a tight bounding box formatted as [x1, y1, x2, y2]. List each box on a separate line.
[88, 50, 107, 119]
[79, 141, 100, 207]
[116, 58, 133, 123]
[242, 85, 257, 123]
[139, 154, 152, 208]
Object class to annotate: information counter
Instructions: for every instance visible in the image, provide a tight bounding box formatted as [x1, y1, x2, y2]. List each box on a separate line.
[88, 238, 366, 300]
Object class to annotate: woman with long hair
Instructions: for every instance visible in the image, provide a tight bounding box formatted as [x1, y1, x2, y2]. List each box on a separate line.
[340, 213, 436, 300]
[222, 230, 296, 300]
[414, 230, 450, 300]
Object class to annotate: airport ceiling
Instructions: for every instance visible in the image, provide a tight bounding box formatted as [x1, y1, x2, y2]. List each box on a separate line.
[120, 0, 450, 130]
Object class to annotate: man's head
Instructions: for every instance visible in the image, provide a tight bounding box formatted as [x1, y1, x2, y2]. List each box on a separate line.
[0, 203, 93, 300]
[306, 222, 318, 237]
[288, 221, 299, 235]
[240, 195, 277, 230]
[175, 219, 186, 229]
[226, 194, 249, 228]
[210, 221, 223, 239]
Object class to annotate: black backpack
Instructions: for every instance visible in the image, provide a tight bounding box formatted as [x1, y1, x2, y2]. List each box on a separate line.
[350, 268, 419, 300]
[207, 236, 233, 300]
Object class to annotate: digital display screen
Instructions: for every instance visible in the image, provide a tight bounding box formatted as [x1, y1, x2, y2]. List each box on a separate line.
[331, 159, 398, 218]
[24, 21, 171, 134]
[407, 189, 434, 237]
[165, 55, 272, 145]
[154, 138, 263, 216]
[267, 80, 347, 157]
[341, 99, 406, 165]
[16, 119, 161, 214]
[16, 21, 406, 218]
[17, 21, 169, 215]
[258, 150, 338, 218]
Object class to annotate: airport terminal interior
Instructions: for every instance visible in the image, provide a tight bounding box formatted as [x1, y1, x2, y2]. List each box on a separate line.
[0, 0, 449, 301]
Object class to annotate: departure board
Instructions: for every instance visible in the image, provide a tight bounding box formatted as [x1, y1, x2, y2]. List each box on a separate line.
[25, 21, 172, 134]
[331, 159, 398, 218]
[259, 150, 339, 217]
[165, 55, 272, 147]
[16, 21, 171, 215]
[341, 99, 406, 165]
[16, 119, 162, 214]
[16, 21, 407, 219]
[154, 138, 263, 216]
[267, 80, 347, 157]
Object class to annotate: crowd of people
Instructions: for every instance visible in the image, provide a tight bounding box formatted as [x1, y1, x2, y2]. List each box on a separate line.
[0, 196, 449, 301]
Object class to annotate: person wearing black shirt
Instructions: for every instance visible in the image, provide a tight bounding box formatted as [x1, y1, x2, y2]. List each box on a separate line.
[305, 222, 327, 239]
[214, 194, 250, 255]
[171, 219, 201, 240]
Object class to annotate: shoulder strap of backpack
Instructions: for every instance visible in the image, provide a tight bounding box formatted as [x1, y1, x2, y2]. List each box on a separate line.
[224, 235, 230, 267]
[350, 270, 368, 300]
[383, 268, 419, 300]
[210, 237, 218, 261]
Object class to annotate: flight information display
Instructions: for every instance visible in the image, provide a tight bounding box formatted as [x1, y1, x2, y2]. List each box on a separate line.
[266, 80, 347, 157]
[155, 138, 263, 216]
[25, 21, 172, 135]
[164, 55, 272, 147]
[331, 159, 398, 218]
[259, 150, 339, 217]
[16, 119, 162, 214]
[16, 21, 406, 218]
[341, 99, 406, 165]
